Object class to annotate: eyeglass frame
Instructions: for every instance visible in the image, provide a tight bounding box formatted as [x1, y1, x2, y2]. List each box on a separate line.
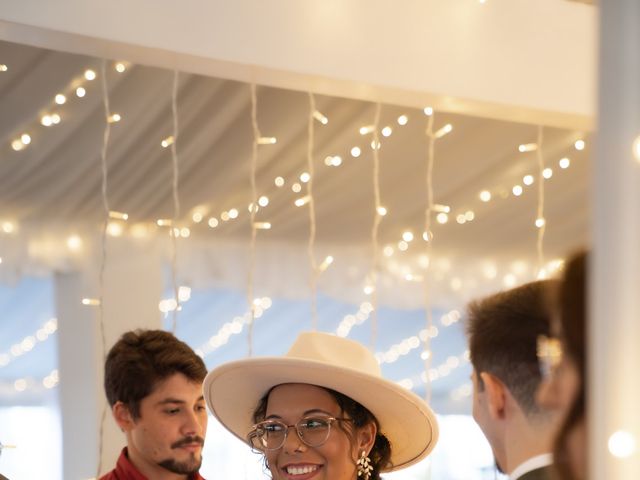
[247, 415, 353, 452]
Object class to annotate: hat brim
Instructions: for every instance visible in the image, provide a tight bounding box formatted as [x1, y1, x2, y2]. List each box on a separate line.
[204, 357, 438, 471]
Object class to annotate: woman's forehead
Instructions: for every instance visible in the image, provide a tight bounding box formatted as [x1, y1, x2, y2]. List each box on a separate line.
[266, 383, 340, 416]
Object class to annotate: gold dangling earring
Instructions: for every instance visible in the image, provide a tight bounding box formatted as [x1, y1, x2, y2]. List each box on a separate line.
[356, 450, 373, 480]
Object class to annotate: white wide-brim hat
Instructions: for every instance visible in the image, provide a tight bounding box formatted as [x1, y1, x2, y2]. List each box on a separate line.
[203, 332, 438, 471]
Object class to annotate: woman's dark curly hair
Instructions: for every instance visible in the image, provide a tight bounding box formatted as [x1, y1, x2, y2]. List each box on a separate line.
[252, 385, 392, 479]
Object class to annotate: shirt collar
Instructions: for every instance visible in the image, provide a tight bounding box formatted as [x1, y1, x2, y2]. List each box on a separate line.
[509, 453, 553, 480]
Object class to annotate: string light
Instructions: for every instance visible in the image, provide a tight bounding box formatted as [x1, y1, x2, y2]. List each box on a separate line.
[436, 212, 449, 224]
[608, 430, 637, 458]
[423, 107, 433, 116]
[295, 195, 310, 207]
[350, 147, 361, 157]
[51, 114, 61, 124]
[106, 222, 124, 237]
[2, 222, 15, 233]
[479, 190, 492, 202]
[108, 211, 128, 220]
[512, 185, 523, 196]
[518, 143, 538, 152]
[559, 157, 571, 169]
[208, 217, 219, 228]
[291, 182, 302, 193]
[161, 136, 174, 148]
[574, 139, 585, 151]
[359, 125, 375, 135]
[0, 319, 57, 368]
[336, 302, 374, 337]
[633, 135, 640, 163]
[312, 110, 328, 125]
[195, 298, 273, 358]
[523, 174, 534, 186]
[402, 231, 414, 242]
[228, 208, 239, 219]
[76, 87, 86, 97]
[275, 176, 285, 187]
[41, 115, 53, 126]
[82, 298, 101, 306]
[66, 235, 82, 251]
[542, 167, 553, 179]
[377, 206, 387, 216]
[0, 64, 7, 72]
[434, 124, 453, 139]
[115, 62, 127, 73]
[55, 94, 66, 105]
[156, 218, 172, 226]
[257, 136, 277, 145]
[254, 222, 271, 230]
[299, 172, 311, 183]
[107, 113, 121, 123]
[84, 69, 97, 81]
[397, 115, 408, 126]
[381, 126, 393, 137]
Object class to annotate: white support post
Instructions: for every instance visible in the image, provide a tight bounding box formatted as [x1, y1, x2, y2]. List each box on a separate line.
[55, 238, 163, 479]
[592, 0, 640, 477]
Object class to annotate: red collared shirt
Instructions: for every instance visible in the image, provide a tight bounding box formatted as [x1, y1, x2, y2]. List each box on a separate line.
[100, 447, 206, 480]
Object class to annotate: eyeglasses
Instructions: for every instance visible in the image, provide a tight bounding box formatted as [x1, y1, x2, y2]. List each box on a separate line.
[248, 415, 352, 451]
[537, 335, 564, 379]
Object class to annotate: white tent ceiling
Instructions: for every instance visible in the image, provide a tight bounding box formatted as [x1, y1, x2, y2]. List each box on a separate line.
[0, 39, 590, 412]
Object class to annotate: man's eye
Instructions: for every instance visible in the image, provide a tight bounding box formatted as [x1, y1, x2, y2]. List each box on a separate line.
[196, 405, 207, 412]
[166, 408, 180, 414]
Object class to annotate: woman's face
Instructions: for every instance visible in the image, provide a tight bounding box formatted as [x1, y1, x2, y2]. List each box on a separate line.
[261, 383, 374, 480]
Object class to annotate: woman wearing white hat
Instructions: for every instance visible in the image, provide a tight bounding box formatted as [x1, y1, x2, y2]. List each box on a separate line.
[203, 332, 438, 480]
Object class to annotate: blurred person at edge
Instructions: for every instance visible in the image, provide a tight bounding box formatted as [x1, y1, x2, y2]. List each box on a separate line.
[537, 252, 588, 480]
[467, 280, 561, 480]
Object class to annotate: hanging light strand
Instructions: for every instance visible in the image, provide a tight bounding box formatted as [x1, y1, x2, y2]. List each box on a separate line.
[247, 84, 260, 357]
[170, 70, 181, 333]
[95, 58, 111, 480]
[423, 113, 437, 403]
[536, 125, 546, 276]
[307, 93, 319, 330]
[369, 103, 382, 350]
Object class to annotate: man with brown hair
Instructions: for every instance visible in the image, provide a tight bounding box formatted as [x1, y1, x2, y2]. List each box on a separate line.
[467, 280, 559, 480]
[100, 329, 208, 480]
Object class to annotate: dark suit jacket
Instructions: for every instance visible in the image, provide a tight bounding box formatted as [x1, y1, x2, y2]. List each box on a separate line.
[518, 465, 554, 480]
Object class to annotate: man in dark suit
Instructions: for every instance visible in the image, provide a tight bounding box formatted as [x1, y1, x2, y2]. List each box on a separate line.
[467, 281, 559, 480]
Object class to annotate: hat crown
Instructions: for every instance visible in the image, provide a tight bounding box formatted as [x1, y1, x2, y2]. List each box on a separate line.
[286, 332, 382, 378]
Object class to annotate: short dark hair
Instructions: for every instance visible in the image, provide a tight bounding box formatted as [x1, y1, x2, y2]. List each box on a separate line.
[467, 280, 556, 415]
[104, 329, 207, 419]
[253, 386, 392, 480]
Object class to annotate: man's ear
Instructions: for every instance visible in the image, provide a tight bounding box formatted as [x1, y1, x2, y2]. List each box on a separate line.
[357, 421, 377, 455]
[112, 401, 135, 432]
[479, 371, 507, 420]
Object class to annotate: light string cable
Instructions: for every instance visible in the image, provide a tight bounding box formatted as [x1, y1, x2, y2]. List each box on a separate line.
[170, 70, 181, 333]
[423, 112, 436, 404]
[95, 58, 112, 479]
[307, 93, 319, 330]
[247, 84, 260, 357]
[369, 103, 382, 350]
[535, 125, 546, 276]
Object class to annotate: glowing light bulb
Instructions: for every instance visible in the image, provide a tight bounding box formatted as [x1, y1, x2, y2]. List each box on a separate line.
[76, 87, 86, 97]
[84, 69, 96, 81]
[313, 110, 328, 125]
[254, 222, 271, 230]
[543, 168, 553, 179]
[402, 231, 414, 242]
[523, 174, 534, 186]
[479, 190, 492, 202]
[423, 107, 433, 116]
[359, 125, 374, 135]
[397, 115, 408, 126]
[436, 213, 448, 224]
[66, 235, 82, 251]
[535, 218, 546, 228]
[331, 156, 343, 166]
[370, 140, 381, 150]
[633, 135, 640, 163]
[208, 217, 219, 228]
[257, 137, 277, 145]
[21, 134, 31, 145]
[351, 146, 361, 158]
[0, 64, 7, 72]
[559, 157, 571, 169]
[381, 126, 393, 137]
[574, 139, 585, 151]
[377, 206, 387, 216]
[115, 62, 127, 73]
[608, 430, 636, 458]
[51, 114, 61, 124]
[295, 196, 310, 207]
[383, 245, 394, 257]
[258, 196, 269, 207]
[161, 136, 174, 148]
[291, 182, 302, 193]
[228, 208, 239, 219]
[512, 185, 523, 196]
[465, 210, 475, 221]
[275, 176, 285, 187]
[107, 222, 124, 237]
[12, 138, 25, 151]
[82, 298, 101, 306]
[108, 113, 121, 123]
[299, 172, 311, 183]
[518, 143, 538, 152]
[2, 222, 16, 233]
[55, 94, 66, 105]
[397, 241, 408, 252]
[41, 115, 53, 126]
[456, 214, 466, 224]
[434, 124, 453, 139]
[192, 212, 203, 223]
